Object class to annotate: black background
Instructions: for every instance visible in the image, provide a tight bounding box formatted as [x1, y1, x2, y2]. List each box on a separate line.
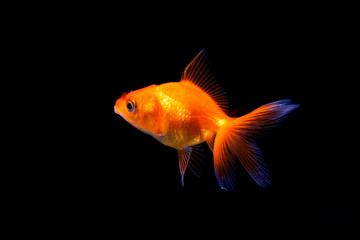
[17, 1, 357, 236]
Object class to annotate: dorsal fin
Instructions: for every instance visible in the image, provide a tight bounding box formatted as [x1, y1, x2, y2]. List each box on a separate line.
[180, 49, 229, 113]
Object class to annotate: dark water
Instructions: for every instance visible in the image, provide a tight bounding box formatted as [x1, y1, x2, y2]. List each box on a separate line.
[16, 1, 357, 236]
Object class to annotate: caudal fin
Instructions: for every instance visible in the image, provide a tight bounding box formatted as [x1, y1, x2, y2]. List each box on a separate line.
[212, 99, 299, 191]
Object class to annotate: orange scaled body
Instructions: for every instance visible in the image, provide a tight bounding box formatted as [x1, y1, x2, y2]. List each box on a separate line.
[114, 50, 299, 190]
[147, 81, 227, 149]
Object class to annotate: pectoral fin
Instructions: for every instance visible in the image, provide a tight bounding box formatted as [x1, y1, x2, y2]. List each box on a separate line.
[150, 123, 165, 137]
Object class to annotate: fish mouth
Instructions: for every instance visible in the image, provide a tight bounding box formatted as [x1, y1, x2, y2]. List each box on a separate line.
[114, 105, 122, 117]
[114, 96, 124, 117]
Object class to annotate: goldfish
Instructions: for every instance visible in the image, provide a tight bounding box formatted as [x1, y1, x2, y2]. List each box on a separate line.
[114, 50, 299, 191]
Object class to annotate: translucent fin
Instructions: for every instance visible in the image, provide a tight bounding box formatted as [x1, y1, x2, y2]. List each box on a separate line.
[187, 145, 205, 178]
[177, 147, 192, 187]
[213, 99, 299, 190]
[180, 49, 229, 113]
[238, 99, 300, 136]
[206, 132, 216, 152]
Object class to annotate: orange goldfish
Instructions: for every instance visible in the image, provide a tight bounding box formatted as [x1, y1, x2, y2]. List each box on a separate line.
[114, 50, 299, 191]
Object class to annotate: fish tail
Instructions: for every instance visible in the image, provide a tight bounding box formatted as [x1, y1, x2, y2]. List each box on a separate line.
[212, 99, 299, 191]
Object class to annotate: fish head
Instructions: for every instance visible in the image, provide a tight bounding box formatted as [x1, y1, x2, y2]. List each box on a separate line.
[114, 84, 159, 134]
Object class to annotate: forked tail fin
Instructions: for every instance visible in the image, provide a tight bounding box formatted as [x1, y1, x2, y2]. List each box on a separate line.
[213, 99, 299, 191]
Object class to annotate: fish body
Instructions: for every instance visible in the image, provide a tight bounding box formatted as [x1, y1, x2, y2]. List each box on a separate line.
[152, 81, 227, 149]
[114, 50, 299, 190]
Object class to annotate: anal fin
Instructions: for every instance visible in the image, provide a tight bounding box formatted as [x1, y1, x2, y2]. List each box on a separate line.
[206, 132, 216, 152]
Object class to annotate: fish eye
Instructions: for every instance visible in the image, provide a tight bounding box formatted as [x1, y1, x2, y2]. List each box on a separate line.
[126, 100, 136, 113]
